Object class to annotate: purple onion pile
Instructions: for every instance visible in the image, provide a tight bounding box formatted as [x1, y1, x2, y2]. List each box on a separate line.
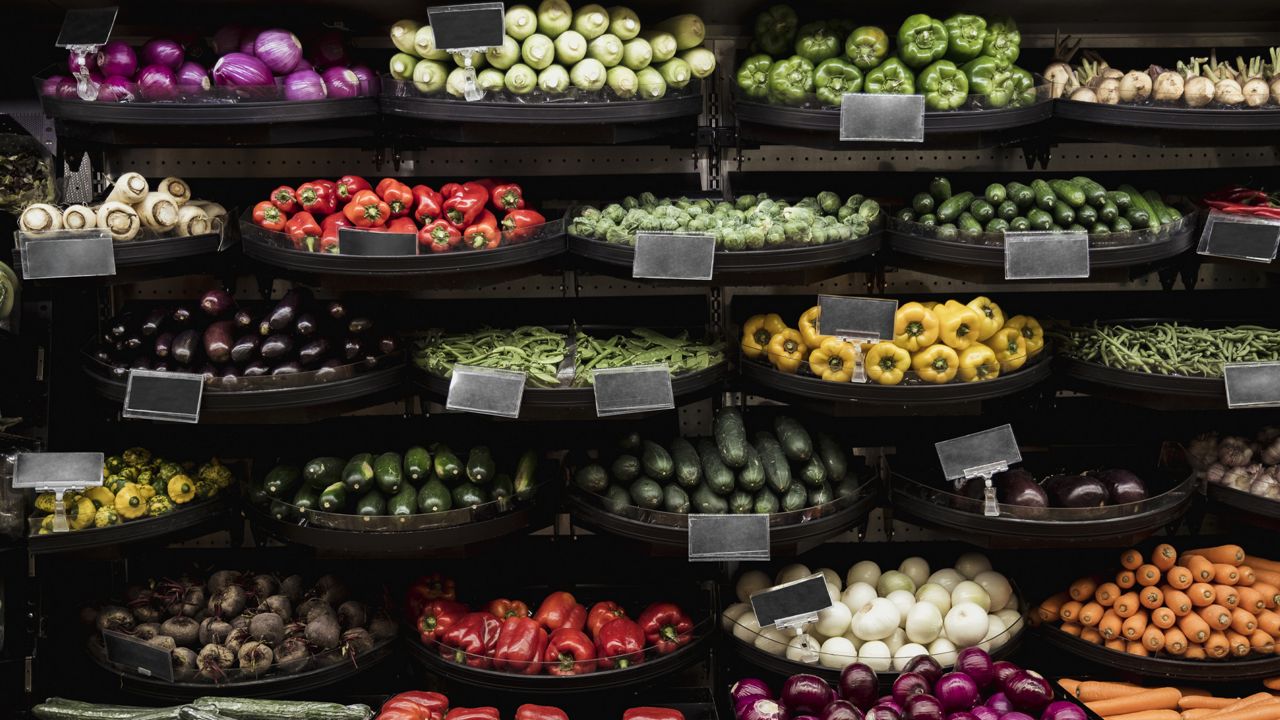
[43, 27, 377, 103]
[731, 648, 1082, 720]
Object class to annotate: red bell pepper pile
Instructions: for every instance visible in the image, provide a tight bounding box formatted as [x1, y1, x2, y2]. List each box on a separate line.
[376, 692, 685, 720]
[1204, 186, 1280, 220]
[251, 176, 548, 254]
[407, 580, 695, 676]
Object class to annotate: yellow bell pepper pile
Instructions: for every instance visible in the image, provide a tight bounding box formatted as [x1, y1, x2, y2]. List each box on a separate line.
[740, 297, 1045, 386]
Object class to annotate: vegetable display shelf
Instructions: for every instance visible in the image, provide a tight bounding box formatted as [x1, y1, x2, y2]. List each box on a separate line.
[27, 497, 234, 555]
[1057, 357, 1232, 411]
[567, 474, 877, 553]
[888, 471, 1195, 549]
[1054, 99, 1280, 132]
[1206, 483, 1280, 527]
[1038, 622, 1280, 682]
[15, 226, 235, 285]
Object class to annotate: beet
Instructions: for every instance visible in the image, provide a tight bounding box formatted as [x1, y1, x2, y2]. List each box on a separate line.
[147, 635, 177, 651]
[161, 615, 201, 648]
[180, 586, 207, 617]
[131, 604, 162, 625]
[98, 606, 135, 633]
[279, 575, 305, 604]
[172, 647, 199, 681]
[262, 594, 292, 621]
[196, 643, 235, 681]
[230, 615, 250, 631]
[125, 585, 151, 604]
[208, 585, 247, 619]
[285, 621, 307, 640]
[306, 614, 342, 650]
[315, 575, 348, 605]
[275, 637, 311, 674]
[249, 611, 285, 645]
[1042, 474, 1108, 508]
[238, 640, 275, 677]
[1089, 468, 1148, 504]
[224, 627, 250, 655]
[207, 570, 240, 596]
[304, 603, 336, 624]
[251, 574, 280, 599]
[199, 617, 232, 646]
[134, 622, 161, 640]
[368, 613, 397, 641]
[295, 597, 329, 621]
[337, 600, 368, 630]
[342, 627, 374, 657]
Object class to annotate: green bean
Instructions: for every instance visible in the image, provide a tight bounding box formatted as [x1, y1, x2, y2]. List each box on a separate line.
[1054, 321, 1280, 378]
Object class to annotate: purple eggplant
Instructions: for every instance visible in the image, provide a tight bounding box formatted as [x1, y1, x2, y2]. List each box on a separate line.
[154, 332, 174, 358]
[327, 301, 346, 319]
[141, 307, 169, 336]
[314, 359, 341, 382]
[243, 361, 270, 377]
[1089, 468, 1148, 504]
[123, 335, 144, 351]
[130, 356, 151, 370]
[172, 329, 200, 365]
[265, 289, 309, 333]
[172, 306, 194, 325]
[230, 335, 260, 364]
[197, 363, 217, 382]
[377, 335, 398, 355]
[203, 320, 234, 364]
[347, 316, 372, 333]
[294, 313, 318, 336]
[153, 362, 170, 372]
[110, 364, 129, 379]
[234, 309, 254, 330]
[200, 288, 235, 317]
[260, 334, 294, 361]
[298, 337, 328, 366]
[271, 362, 301, 375]
[110, 318, 129, 338]
[994, 468, 1049, 508]
[342, 337, 362, 361]
[1042, 474, 1108, 508]
[93, 349, 112, 364]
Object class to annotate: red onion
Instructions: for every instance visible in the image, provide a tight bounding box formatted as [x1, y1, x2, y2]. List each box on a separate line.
[948, 713, 979, 720]
[741, 698, 791, 720]
[867, 707, 903, 720]
[253, 29, 302, 74]
[935, 673, 979, 712]
[733, 678, 775, 706]
[1002, 713, 1035, 720]
[991, 662, 1021, 690]
[176, 62, 210, 93]
[954, 648, 995, 689]
[212, 25, 243, 56]
[838, 663, 879, 711]
[141, 38, 184, 70]
[985, 693, 1012, 714]
[892, 673, 930, 706]
[41, 75, 71, 97]
[306, 30, 348, 68]
[283, 69, 327, 101]
[796, 717, 820, 720]
[782, 674, 835, 715]
[321, 67, 360, 99]
[877, 699, 902, 714]
[1002, 672, 1052, 714]
[237, 27, 263, 56]
[213, 53, 273, 87]
[970, 707, 998, 720]
[905, 695, 944, 720]
[99, 75, 137, 102]
[1041, 701, 1087, 720]
[97, 40, 137, 78]
[137, 65, 178, 100]
[350, 64, 380, 97]
[67, 51, 97, 75]
[823, 700, 865, 720]
[903, 655, 944, 685]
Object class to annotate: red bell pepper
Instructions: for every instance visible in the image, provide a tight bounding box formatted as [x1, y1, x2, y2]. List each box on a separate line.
[380, 691, 450, 720]
[492, 616, 548, 675]
[491, 183, 525, 211]
[420, 219, 462, 253]
[377, 178, 415, 218]
[406, 573, 458, 622]
[440, 182, 464, 200]
[412, 184, 444, 224]
[388, 217, 418, 234]
[487, 598, 531, 619]
[595, 617, 645, 669]
[285, 211, 322, 252]
[464, 210, 501, 250]
[515, 705, 569, 720]
[252, 201, 287, 231]
[586, 601, 627, 638]
[443, 709, 499, 720]
[336, 175, 371, 202]
[270, 185, 298, 213]
[469, 177, 498, 192]
[319, 213, 348, 254]
[297, 180, 337, 216]
[344, 189, 390, 228]
[636, 602, 692, 655]
[502, 209, 547, 243]
[417, 598, 468, 642]
[534, 591, 586, 632]
[444, 184, 488, 227]
[438, 611, 500, 668]
[543, 627, 597, 676]
[623, 709, 686, 720]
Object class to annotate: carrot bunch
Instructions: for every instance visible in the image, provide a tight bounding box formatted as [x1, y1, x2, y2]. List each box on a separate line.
[1035, 544, 1280, 659]
[1060, 679, 1280, 720]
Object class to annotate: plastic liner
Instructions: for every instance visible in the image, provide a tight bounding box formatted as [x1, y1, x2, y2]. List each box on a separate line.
[28, 497, 231, 554]
[1055, 98, 1280, 130]
[1039, 622, 1280, 681]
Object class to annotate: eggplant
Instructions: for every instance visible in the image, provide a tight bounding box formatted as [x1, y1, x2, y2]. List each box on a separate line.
[272, 362, 301, 375]
[994, 468, 1049, 508]
[260, 334, 294, 361]
[347, 317, 373, 334]
[153, 361, 170, 372]
[199, 288, 234, 317]
[377, 335, 397, 355]
[203, 321, 234, 364]
[1089, 468, 1148, 505]
[154, 332, 174, 359]
[294, 313, 318, 337]
[265, 288, 309, 333]
[1042, 474, 1108, 508]
[243, 361, 270, 377]
[123, 335, 144, 351]
[220, 366, 240, 387]
[298, 337, 328, 366]
[110, 364, 129, 379]
[141, 307, 169, 336]
[315, 359, 341, 382]
[130, 356, 151, 370]
[172, 329, 200, 365]
[230, 334, 260, 364]
[342, 337, 362, 361]
[93, 349, 112, 364]
[172, 306, 194, 325]
[197, 363, 217, 382]
[363, 355, 380, 368]
[327, 301, 346, 319]
[234, 309, 254, 330]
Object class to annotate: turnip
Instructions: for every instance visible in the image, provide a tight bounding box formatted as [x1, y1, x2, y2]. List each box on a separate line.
[196, 643, 235, 681]
[1044, 31, 1082, 99]
[224, 627, 250, 655]
[250, 574, 279, 600]
[207, 570, 239, 596]
[275, 637, 311, 674]
[208, 584, 247, 619]
[368, 613, 397, 642]
[249, 611, 285, 646]
[199, 617, 233, 646]
[147, 635, 177, 652]
[262, 594, 292, 621]
[1069, 87, 1097, 103]
[279, 575, 305, 604]
[337, 600, 368, 630]
[161, 616, 201, 648]
[1179, 57, 1215, 107]
[1151, 69, 1184, 102]
[237, 640, 275, 677]
[172, 647, 199, 681]
[1118, 71, 1152, 102]
[1269, 48, 1280, 103]
[315, 575, 349, 605]
[1238, 56, 1270, 107]
[306, 613, 342, 650]
[98, 606, 135, 633]
[1206, 54, 1243, 106]
[1095, 77, 1121, 104]
[342, 627, 375, 658]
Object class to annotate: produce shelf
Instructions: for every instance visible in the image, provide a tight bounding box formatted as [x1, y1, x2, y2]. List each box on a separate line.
[27, 498, 233, 555]
[1038, 622, 1280, 681]
[1058, 356, 1230, 410]
[1054, 99, 1280, 131]
[41, 96, 378, 126]
[1206, 483, 1280, 527]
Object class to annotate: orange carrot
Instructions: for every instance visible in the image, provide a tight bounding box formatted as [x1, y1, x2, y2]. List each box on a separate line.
[1080, 602, 1105, 626]
[1072, 577, 1100, 602]
[1061, 622, 1083, 636]
[1185, 545, 1246, 565]
[1061, 600, 1084, 623]
[1143, 625, 1166, 652]
[1039, 592, 1069, 623]
[1239, 566, 1257, 587]
[1078, 681, 1143, 703]
[1264, 677, 1280, 691]
[1142, 586, 1166, 610]
[1115, 592, 1142, 618]
[1100, 609, 1123, 640]
[1255, 570, 1280, 589]
[1205, 630, 1230, 658]
[1179, 612, 1211, 643]
[1227, 630, 1252, 656]
[1059, 678, 1083, 696]
[1086, 687, 1182, 716]
[1106, 638, 1127, 651]
[1216, 564, 1242, 586]
[1118, 570, 1138, 589]
[1176, 689, 1210, 698]
[1138, 564, 1163, 587]
[1184, 709, 1218, 720]
[1152, 606, 1177, 629]
[1126, 641, 1150, 656]
[1198, 693, 1278, 720]
[1152, 543, 1179, 571]
[1215, 584, 1240, 608]
[1186, 556, 1216, 583]
[1245, 556, 1280, 574]
[1250, 629, 1274, 654]
[1184, 645, 1206, 660]
[1082, 627, 1104, 644]
[1189, 583, 1217, 607]
[1179, 698, 1240, 711]
[1258, 610, 1280, 636]
[1103, 711, 1180, 720]
[1123, 613, 1150, 640]
[1200, 604, 1233, 630]
[1254, 582, 1280, 609]
[1097, 582, 1122, 606]
[1121, 549, 1145, 571]
[1168, 567, 1194, 590]
[1165, 627, 1189, 655]
[1231, 607, 1258, 635]
[1238, 587, 1266, 613]
[1165, 588, 1193, 616]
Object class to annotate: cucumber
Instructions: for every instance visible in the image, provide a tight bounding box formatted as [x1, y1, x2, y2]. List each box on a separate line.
[292, 485, 320, 511]
[729, 489, 754, 514]
[737, 443, 766, 491]
[191, 698, 372, 720]
[373, 452, 403, 494]
[387, 482, 417, 515]
[404, 446, 431, 483]
[697, 438, 735, 495]
[958, 212, 982, 236]
[936, 223, 959, 240]
[268, 498, 295, 521]
[1119, 184, 1156, 222]
[1049, 179, 1086, 208]
[781, 481, 808, 512]
[610, 454, 641, 483]
[911, 192, 935, 214]
[341, 453, 374, 494]
[33, 700, 182, 720]
[640, 440, 674, 481]
[417, 476, 453, 509]
[1105, 190, 1132, 211]
[512, 450, 538, 500]
[935, 191, 974, 223]
[754, 432, 792, 494]
[302, 456, 344, 489]
[897, 208, 917, 222]
[691, 483, 729, 513]
[451, 481, 486, 508]
[1072, 176, 1108, 207]
[574, 463, 610, 493]
[814, 433, 848, 483]
[601, 484, 630, 513]
[1068, 223, 1088, 232]
[929, 176, 952, 202]
[618, 430, 642, 453]
[465, 446, 496, 484]
[1091, 222, 1110, 235]
[799, 455, 827, 487]
[355, 488, 386, 516]
[319, 481, 348, 512]
[1049, 223, 1064, 231]
[263, 465, 301, 498]
[753, 487, 780, 514]
[1098, 198, 1119, 223]
[808, 481, 834, 506]
[996, 200, 1019, 221]
[1124, 206, 1151, 229]
[1009, 216, 1030, 231]
[773, 416, 813, 462]
[663, 484, 691, 513]
[629, 477, 664, 510]
[1005, 182, 1034, 208]
[713, 408, 748, 468]
[985, 218, 1009, 233]
[668, 437, 702, 488]
[432, 445, 462, 483]
[247, 483, 270, 508]
[1051, 201, 1075, 227]
[984, 183, 1007, 205]
[491, 473, 515, 500]
[1030, 179, 1057, 211]
[1112, 216, 1132, 232]
[1075, 203, 1098, 226]
[918, 213, 937, 226]
[1145, 191, 1180, 224]
[969, 198, 995, 223]
[1026, 208, 1052, 230]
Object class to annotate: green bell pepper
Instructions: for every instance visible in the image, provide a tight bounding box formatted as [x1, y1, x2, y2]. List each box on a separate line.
[982, 18, 1021, 67]
[845, 26, 889, 71]
[766, 55, 815, 106]
[918, 59, 969, 110]
[794, 22, 842, 65]
[943, 14, 987, 63]
[813, 57, 863, 106]
[753, 4, 798, 58]
[896, 14, 948, 69]
[827, 19, 857, 39]
[736, 54, 774, 100]
[1008, 66, 1038, 107]
[864, 57, 915, 95]
[961, 55, 1014, 108]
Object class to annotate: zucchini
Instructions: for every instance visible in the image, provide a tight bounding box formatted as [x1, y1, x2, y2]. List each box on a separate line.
[958, 212, 982, 236]
[969, 198, 995, 223]
[1005, 182, 1034, 209]
[1049, 179, 1086, 208]
[451, 481, 486, 508]
[691, 482, 729, 513]
[996, 200, 1019, 221]
[918, 213, 937, 226]
[1030, 179, 1057, 211]
[302, 456, 344, 490]
[808, 480, 834, 506]
[387, 482, 417, 515]
[292, 485, 320, 511]
[911, 192, 935, 214]
[403, 446, 431, 484]
[512, 450, 538, 499]
[799, 455, 827, 487]
[640, 440, 674, 481]
[929, 177, 952, 202]
[341, 453, 374, 494]
[574, 464, 610, 493]
[753, 487, 780, 514]
[354, 488, 386, 516]
[697, 438, 735, 495]
[465, 446, 496, 484]
[491, 473, 515, 500]
[737, 443, 766, 492]
[191, 698, 374, 720]
[781, 481, 808, 512]
[263, 465, 301, 498]
[668, 437, 702, 488]
[754, 432, 792, 494]
[814, 433, 848, 483]
[610, 454, 641, 484]
[1051, 201, 1075, 227]
[662, 484, 691, 513]
[713, 408, 748, 468]
[269, 498, 296, 521]
[32, 700, 182, 720]
[984, 183, 1007, 205]
[318, 481, 348, 512]
[773, 416, 813, 462]
[601, 484, 630, 513]
[1072, 176, 1108, 207]
[432, 445, 462, 483]
[373, 452, 403, 494]
[1026, 208, 1052, 231]
[728, 489, 754, 514]
[935, 191, 974, 224]
[629, 477, 664, 510]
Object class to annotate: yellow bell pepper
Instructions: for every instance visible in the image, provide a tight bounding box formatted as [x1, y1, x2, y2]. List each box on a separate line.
[114, 482, 147, 520]
[921, 301, 939, 310]
[798, 306, 831, 349]
[1004, 315, 1045, 357]
[937, 301, 982, 351]
[984, 327, 1028, 373]
[893, 302, 940, 352]
[966, 296, 1005, 341]
[766, 329, 807, 373]
[911, 344, 959, 384]
[958, 344, 1001, 382]
[866, 341, 910, 385]
[808, 337, 857, 382]
[168, 474, 197, 504]
[741, 313, 788, 359]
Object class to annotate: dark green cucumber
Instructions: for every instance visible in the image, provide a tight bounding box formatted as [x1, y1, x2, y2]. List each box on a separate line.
[1076, 203, 1098, 226]
[691, 483, 729, 513]
[1009, 216, 1031, 231]
[432, 445, 462, 483]
[629, 477, 663, 510]
[512, 450, 538, 499]
[618, 431, 642, 453]
[996, 200, 1019, 221]
[1106, 190, 1132, 211]
[737, 443, 767, 492]
[302, 456, 344, 490]
[969, 198, 995, 223]
[1006, 182, 1034, 208]
[1049, 179, 1086, 208]
[663, 484, 691, 513]
[1112, 216, 1132, 232]
[1072, 176, 1108, 207]
[697, 438, 736, 495]
[753, 488, 780, 514]
[373, 452, 403, 495]
[799, 455, 828, 487]
[1144, 190, 1180, 224]
[610, 454, 642, 484]
[269, 498, 296, 522]
[292, 485, 320, 511]
[729, 489, 754, 514]
[935, 191, 974, 223]
[417, 478, 453, 513]
[937, 223, 959, 239]
[1124, 206, 1151, 229]
[341, 453, 375, 494]
[1051, 201, 1075, 227]
[781, 481, 808, 511]
[33, 700, 184, 720]
[263, 465, 301, 498]
[911, 192, 935, 214]
[318, 481, 348, 512]
[1027, 208, 1052, 230]
[814, 432, 848, 482]
[897, 207, 917, 222]
[403, 446, 431, 483]
[755, 432, 792, 494]
[808, 481, 834, 506]
[601, 484, 630, 513]
[773, 416, 813, 462]
[451, 481, 486, 508]
[985, 218, 1009, 234]
[958, 212, 982, 236]
[713, 408, 748, 468]
[918, 213, 937, 226]
[355, 488, 386, 516]
[1030, 179, 1057, 211]
[491, 473, 515, 500]
[574, 464, 610, 493]
[388, 482, 417, 515]
[465, 446, 496, 484]
[984, 183, 1007, 205]
[641, 440, 674, 481]
[929, 176, 952, 202]
[668, 437, 702, 488]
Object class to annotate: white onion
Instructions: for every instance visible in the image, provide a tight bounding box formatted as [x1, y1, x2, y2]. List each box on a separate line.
[877, 570, 916, 596]
[899, 557, 931, 588]
[841, 631, 865, 650]
[887, 590, 917, 623]
[732, 610, 761, 643]
[820, 636, 857, 668]
[893, 642, 929, 670]
[1002, 592, 1020, 611]
[944, 602, 990, 646]
[851, 597, 900, 641]
[841, 582, 877, 615]
[928, 568, 964, 593]
[955, 552, 992, 579]
[721, 602, 750, 631]
[817, 567, 843, 591]
[916, 583, 952, 615]
[776, 564, 812, 586]
[906, 602, 944, 644]
[847, 560, 881, 588]
[996, 608, 1024, 636]
[826, 583, 841, 603]
[755, 626, 791, 656]
[884, 627, 908, 653]
[952, 581, 992, 612]
[736, 571, 771, 602]
[786, 634, 821, 663]
[859, 640, 892, 671]
[974, 571, 1013, 611]
[928, 637, 958, 666]
[982, 614, 1008, 652]
[817, 600, 853, 637]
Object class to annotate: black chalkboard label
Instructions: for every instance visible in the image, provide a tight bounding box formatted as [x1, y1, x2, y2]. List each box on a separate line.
[688, 513, 770, 562]
[633, 232, 716, 280]
[122, 370, 203, 423]
[339, 228, 418, 256]
[817, 295, 897, 342]
[1224, 362, 1280, 409]
[428, 2, 507, 51]
[1004, 231, 1090, 280]
[840, 93, 925, 142]
[103, 630, 175, 682]
[20, 229, 115, 279]
[593, 364, 674, 416]
[750, 574, 834, 628]
[447, 365, 527, 418]
[1198, 211, 1280, 263]
[56, 7, 118, 47]
[12, 452, 104, 490]
[935, 424, 1021, 481]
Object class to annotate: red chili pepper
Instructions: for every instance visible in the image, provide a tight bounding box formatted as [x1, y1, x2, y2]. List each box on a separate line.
[464, 210, 501, 250]
[487, 598, 532, 619]
[336, 175, 371, 202]
[412, 184, 445, 224]
[298, 180, 337, 216]
[270, 185, 298, 213]
[623, 709, 686, 720]
[380, 691, 450, 720]
[417, 598, 468, 642]
[420, 219, 462, 253]
[492, 616, 548, 675]
[636, 602, 693, 655]
[491, 183, 525, 211]
[595, 616, 645, 669]
[444, 185, 488, 228]
[438, 611, 500, 669]
[406, 573, 458, 622]
[252, 201, 287, 231]
[344, 189, 390, 227]
[533, 591, 586, 632]
[284, 211, 322, 252]
[320, 213, 348, 254]
[388, 217, 418, 234]
[543, 627, 597, 676]
[586, 601, 626, 638]
[501, 209, 547, 243]
[514, 705, 569, 720]
[377, 178, 415, 218]
[443, 709, 499, 720]
[441, 182, 465, 200]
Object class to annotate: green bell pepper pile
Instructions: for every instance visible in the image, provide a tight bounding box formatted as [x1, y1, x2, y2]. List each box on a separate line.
[753, 4, 799, 57]
[865, 57, 914, 95]
[896, 14, 948, 69]
[767, 55, 815, 106]
[918, 60, 969, 110]
[794, 22, 843, 64]
[813, 58, 863, 106]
